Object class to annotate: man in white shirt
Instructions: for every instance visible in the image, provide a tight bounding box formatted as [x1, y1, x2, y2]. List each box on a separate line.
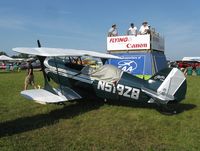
[127, 23, 137, 36]
[139, 21, 150, 35]
[108, 24, 118, 37]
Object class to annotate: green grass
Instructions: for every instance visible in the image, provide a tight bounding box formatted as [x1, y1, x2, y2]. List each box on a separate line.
[0, 71, 200, 151]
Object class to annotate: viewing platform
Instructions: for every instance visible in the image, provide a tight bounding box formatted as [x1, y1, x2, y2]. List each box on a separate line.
[106, 32, 167, 79]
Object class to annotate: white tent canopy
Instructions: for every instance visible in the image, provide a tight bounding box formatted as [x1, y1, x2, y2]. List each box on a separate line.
[0, 55, 14, 61]
[182, 57, 200, 62]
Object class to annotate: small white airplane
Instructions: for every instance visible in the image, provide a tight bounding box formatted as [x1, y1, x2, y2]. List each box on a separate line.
[12, 41, 187, 113]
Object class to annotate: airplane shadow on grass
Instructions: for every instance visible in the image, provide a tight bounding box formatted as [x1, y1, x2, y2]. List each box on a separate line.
[0, 98, 196, 138]
[105, 99, 196, 115]
[0, 99, 104, 138]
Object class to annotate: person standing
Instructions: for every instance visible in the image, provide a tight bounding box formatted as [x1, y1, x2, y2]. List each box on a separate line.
[108, 24, 118, 37]
[139, 21, 150, 35]
[24, 60, 36, 90]
[127, 23, 137, 36]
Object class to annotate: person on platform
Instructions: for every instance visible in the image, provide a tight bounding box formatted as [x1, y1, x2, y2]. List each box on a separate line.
[127, 23, 137, 36]
[139, 21, 150, 35]
[108, 24, 118, 37]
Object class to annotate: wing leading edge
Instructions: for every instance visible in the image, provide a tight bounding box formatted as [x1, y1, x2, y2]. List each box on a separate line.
[12, 47, 120, 59]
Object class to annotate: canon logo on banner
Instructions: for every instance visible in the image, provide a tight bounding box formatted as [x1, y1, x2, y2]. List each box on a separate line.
[109, 37, 129, 43]
[126, 43, 147, 48]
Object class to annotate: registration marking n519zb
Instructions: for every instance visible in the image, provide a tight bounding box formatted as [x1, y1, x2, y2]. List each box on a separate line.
[97, 81, 140, 100]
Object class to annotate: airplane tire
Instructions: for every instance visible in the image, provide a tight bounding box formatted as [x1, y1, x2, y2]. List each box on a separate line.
[158, 101, 179, 115]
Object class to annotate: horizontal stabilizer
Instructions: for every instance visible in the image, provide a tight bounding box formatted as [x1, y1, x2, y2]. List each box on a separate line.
[21, 88, 82, 104]
[142, 87, 174, 104]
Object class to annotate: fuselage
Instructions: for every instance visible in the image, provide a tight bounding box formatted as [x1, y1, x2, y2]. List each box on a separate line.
[44, 57, 151, 103]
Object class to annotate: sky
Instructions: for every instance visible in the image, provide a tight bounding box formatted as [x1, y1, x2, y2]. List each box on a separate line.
[0, 0, 199, 60]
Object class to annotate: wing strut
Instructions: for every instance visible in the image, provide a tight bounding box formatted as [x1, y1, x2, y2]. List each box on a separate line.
[53, 57, 64, 94]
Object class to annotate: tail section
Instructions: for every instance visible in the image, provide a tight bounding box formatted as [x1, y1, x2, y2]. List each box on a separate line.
[156, 68, 187, 102]
[142, 68, 187, 104]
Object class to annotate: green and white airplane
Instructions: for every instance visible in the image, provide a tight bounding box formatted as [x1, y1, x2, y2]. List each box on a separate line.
[13, 44, 187, 113]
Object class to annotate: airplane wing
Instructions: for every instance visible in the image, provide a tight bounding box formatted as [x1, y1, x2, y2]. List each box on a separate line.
[21, 87, 82, 104]
[12, 47, 120, 59]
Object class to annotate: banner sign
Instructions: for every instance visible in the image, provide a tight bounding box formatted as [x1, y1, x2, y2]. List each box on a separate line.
[108, 54, 146, 75]
[107, 35, 150, 51]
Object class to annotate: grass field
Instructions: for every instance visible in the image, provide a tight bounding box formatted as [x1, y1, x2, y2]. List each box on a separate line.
[0, 71, 200, 151]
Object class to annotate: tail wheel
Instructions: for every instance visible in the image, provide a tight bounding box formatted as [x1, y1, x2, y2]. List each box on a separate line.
[158, 101, 179, 115]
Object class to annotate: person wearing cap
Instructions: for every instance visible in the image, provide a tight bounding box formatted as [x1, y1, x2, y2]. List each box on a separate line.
[24, 60, 36, 90]
[127, 23, 137, 36]
[139, 21, 150, 35]
[108, 24, 118, 37]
